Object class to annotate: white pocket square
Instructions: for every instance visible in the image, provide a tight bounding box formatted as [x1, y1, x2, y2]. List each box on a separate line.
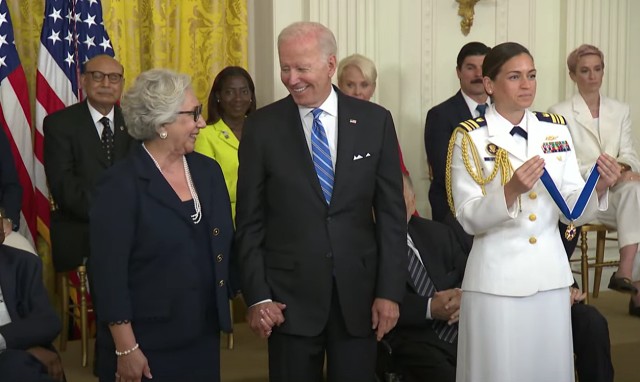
[365, 153, 371, 157]
[353, 154, 363, 160]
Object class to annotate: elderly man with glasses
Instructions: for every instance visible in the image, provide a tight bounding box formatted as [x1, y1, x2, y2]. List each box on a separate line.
[44, 54, 134, 275]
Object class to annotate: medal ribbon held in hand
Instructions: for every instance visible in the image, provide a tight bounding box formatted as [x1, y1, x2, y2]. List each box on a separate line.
[539, 164, 600, 240]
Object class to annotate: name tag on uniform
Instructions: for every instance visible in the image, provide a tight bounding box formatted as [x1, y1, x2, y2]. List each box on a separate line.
[542, 140, 571, 153]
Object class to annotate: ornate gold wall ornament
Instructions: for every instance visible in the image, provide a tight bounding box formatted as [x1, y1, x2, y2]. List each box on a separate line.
[456, 0, 480, 36]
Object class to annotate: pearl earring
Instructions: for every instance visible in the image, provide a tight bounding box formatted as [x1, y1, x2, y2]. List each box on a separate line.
[159, 131, 168, 139]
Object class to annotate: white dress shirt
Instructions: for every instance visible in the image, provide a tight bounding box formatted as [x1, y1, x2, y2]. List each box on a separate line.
[298, 89, 338, 170]
[87, 101, 115, 138]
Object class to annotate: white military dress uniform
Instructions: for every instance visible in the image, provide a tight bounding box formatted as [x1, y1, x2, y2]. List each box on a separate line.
[448, 105, 608, 382]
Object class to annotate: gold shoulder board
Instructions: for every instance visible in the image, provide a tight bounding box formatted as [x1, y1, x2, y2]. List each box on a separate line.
[457, 117, 488, 132]
[534, 111, 566, 125]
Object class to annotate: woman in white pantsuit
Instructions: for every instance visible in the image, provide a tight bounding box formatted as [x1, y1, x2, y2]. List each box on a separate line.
[550, 44, 640, 316]
[447, 42, 619, 382]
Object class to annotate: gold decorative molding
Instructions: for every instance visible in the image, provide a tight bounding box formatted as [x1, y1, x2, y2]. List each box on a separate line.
[456, 0, 480, 36]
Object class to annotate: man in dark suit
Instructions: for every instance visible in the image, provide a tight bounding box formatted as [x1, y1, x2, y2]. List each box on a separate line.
[386, 174, 465, 382]
[236, 22, 406, 381]
[0, 215, 64, 382]
[424, 42, 490, 228]
[44, 54, 133, 273]
[392, 174, 614, 382]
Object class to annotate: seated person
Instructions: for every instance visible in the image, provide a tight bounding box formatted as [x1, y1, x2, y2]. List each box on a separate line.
[0, 127, 36, 254]
[385, 174, 613, 382]
[0, 215, 64, 382]
[550, 44, 640, 313]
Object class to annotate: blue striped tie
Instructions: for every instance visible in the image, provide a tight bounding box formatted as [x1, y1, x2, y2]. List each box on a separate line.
[311, 108, 334, 204]
[407, 245, 458, 343]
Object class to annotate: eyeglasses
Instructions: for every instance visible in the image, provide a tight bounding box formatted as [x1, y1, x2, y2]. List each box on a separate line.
[176, 104, 203, 122]
[86, 71, 124, 83]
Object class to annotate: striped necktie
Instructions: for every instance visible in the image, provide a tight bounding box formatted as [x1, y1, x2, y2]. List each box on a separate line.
[406, 244, 458, 343]
[311, 108, 334, 204]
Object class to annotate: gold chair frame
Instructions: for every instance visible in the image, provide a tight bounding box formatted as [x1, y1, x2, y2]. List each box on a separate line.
[58, 265, 92, 367]
[577, 224, 619, 304]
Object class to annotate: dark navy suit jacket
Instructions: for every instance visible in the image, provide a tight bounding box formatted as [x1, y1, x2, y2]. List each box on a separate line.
[0, 245, 61, 380]
[424, 90, 472, 222]
[89, 143, 234, 354]
[0, 245, 60, 349]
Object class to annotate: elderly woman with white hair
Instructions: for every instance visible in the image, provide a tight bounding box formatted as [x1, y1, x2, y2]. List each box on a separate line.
[89, 69, 235, 382]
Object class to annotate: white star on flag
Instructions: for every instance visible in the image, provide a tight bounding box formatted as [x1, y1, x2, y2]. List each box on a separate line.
[49, 8, 62, 23]
[47, 30, 61, 45]
[83, 34, 95, 48]
[83, 14, 96, 29]
[99, 36, 111, 51]
[64, 52, 74, 67]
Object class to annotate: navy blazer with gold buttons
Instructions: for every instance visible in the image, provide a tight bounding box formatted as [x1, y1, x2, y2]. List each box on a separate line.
[89, 143, 235, 351]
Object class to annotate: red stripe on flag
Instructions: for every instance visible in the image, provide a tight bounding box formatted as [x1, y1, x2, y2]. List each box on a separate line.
[34, 129, 44, 163]
[36, 71, 66, 115]
[6, 67, 37, 241]
[9, 67, 33, 126]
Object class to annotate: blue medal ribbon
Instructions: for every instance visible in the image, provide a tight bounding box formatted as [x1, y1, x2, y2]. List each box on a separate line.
[539, 164, 600, 239]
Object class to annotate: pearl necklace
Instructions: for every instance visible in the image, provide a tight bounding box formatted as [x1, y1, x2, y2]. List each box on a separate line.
[142, 143, 202, 224]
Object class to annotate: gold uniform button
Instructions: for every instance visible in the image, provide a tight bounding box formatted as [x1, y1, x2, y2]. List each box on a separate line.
[212, 228, 220, 236]
[218, 280, 225, 287]
[529, 214, 537, 221]
[529, 192, 537, 199]
[529, 237, 537, 244]
[216, 254, 223, 262]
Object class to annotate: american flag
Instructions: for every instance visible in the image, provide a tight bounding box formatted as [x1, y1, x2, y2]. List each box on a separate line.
[35, 0, 115, 243]
[0, 0, 36, 244]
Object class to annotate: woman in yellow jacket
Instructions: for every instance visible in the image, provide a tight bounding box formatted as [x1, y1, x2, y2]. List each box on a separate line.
[195, 67, 256, 221]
